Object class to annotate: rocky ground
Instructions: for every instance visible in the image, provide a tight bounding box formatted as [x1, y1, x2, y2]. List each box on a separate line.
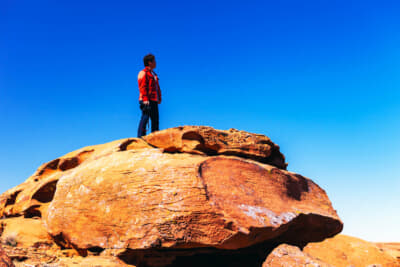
[375, 242, 400, 265]
[0, 126, 397, 266]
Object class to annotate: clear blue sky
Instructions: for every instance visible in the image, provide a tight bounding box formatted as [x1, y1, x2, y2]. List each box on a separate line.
[1, 0, 399, 242]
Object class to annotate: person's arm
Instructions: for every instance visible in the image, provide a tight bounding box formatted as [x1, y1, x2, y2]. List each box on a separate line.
[138, 70, 149, 104]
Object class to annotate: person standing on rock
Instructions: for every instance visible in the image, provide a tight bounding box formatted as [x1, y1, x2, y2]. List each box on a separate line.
[137, 53, 162, 137]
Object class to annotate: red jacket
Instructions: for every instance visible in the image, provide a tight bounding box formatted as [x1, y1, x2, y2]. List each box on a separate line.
[138, 67, 161, 103]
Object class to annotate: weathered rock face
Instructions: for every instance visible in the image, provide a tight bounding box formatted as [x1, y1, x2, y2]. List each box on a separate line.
[143, 126, 287, 169]
[0, 126, 342, 266]
[304, 234, 399, 267]
[0, 245, 14, 267]
[376, 242, 400, 264]
[262, 244, 333, 267]
[0, 217, 54, 248]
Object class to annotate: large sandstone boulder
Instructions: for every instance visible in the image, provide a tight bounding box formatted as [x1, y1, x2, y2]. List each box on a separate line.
[304, 234, 399, 267]
[0, 126, 342, 266]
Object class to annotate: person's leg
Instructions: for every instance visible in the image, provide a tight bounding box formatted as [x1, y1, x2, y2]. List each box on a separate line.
[150, 101, 159, 133]
[137, 102, 150, 137]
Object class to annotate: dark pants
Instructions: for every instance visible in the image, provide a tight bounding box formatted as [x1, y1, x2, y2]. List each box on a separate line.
[137, 101, 159, 137]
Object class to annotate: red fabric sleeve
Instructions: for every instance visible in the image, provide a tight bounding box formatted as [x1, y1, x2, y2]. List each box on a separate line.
[138, 71, 149, 101]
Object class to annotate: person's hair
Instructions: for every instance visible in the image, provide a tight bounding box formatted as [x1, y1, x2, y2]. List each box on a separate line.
[143, 54, 155, 67]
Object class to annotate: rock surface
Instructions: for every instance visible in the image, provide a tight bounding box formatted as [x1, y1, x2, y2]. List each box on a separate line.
[0, 245, 14, 267]
[376, 242, 400, 264]
[0, 126, 343, 266]
[304, 234, 399, 267]
[263, 244, 333, 267]
[143, 126, 287, 169]
[0, 217, 54, 248]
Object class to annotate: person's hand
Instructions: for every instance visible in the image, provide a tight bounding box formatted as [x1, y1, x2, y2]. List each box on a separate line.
[143, 101, 150, 105]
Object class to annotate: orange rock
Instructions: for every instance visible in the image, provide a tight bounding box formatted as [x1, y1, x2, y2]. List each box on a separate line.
[53, 255, 130, 266]
[376, 242, 400, 264]
[0, 217, 55, 248]
[0, 245, 14, 267]
[0, 138, 151, 219]
[304, 234, 399, 267]
[143, 126, 287, 169]
[263, 244, 333, 267]
[43, 151, 341, 250]
[0, 127, 342, 266]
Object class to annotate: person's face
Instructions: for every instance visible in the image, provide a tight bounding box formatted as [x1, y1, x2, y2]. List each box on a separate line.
[148, 59, 156, 69]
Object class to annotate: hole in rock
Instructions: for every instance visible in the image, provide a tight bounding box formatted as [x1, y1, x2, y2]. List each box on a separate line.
[181, 131, 219, 154]
[59, 157, 79, 171]
[38, 159, 60, 176]
[24, 205, 42, 218]
[11, 255, 28, 262]
[2, 214, 21, 219]
[262, 146, 287, 170]
[45, 159, 60, 169]
[120, 139, 137, 151]
[88, 246, 105, 255]
[32, 180, 58, 203]
[52, 233, 70, 250]
[182, 131, 204, 142]
[5, 190, 22, 206]
[52, 233, 88, 256]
